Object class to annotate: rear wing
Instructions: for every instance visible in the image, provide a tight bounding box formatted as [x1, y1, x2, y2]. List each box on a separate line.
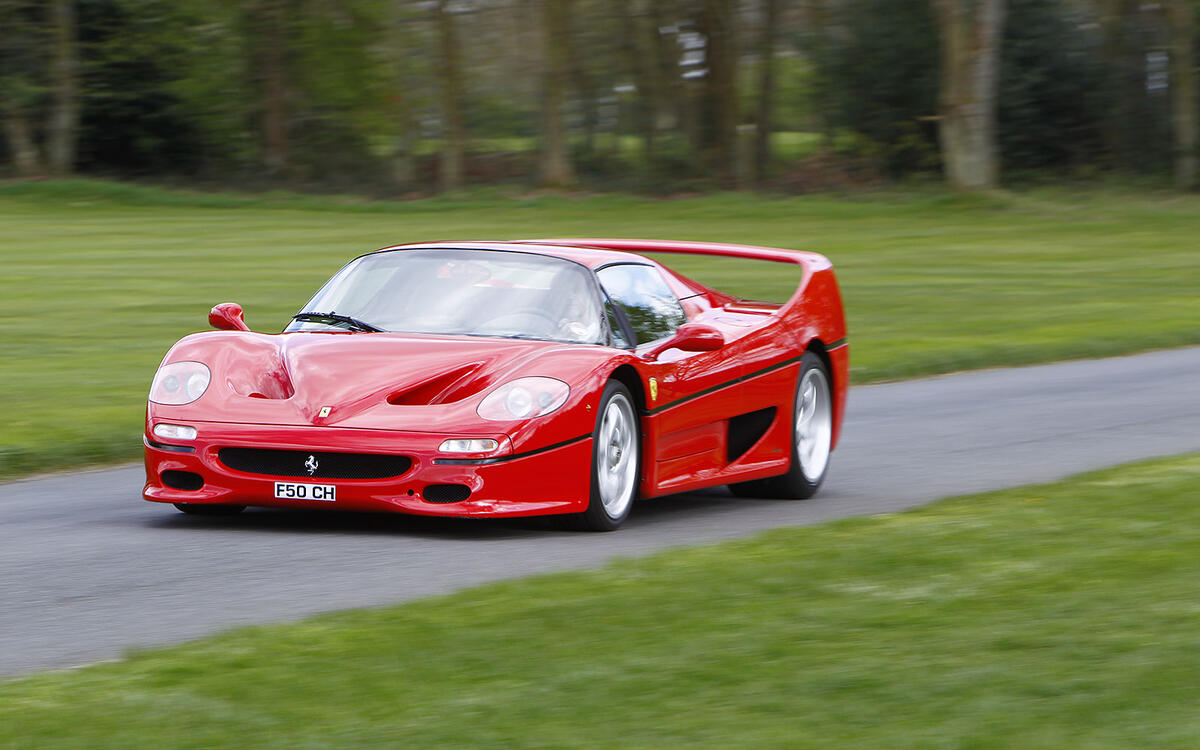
[524, 238, 833, 315]
[527, 238, 829, 269]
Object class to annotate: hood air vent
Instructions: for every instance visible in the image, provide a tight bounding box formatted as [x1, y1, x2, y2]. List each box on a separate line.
[388, 364, 485, 406]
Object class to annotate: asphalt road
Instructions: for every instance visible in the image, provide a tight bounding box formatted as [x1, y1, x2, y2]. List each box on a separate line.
[3, 347, 1199, 676]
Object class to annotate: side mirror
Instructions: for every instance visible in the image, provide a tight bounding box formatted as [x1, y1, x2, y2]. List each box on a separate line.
[643, 322, 725, 361]
[209, 302, 250, 332]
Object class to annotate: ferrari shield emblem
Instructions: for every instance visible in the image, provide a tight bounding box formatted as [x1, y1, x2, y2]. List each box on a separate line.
[318, 406, 332, 418]
[649, 377, 658, 402]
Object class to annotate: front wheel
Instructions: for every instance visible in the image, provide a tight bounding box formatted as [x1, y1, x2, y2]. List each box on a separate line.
[572, 381, 640, 531]
[730, 351, 833, 499]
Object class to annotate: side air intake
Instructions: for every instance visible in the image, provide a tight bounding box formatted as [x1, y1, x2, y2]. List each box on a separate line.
[727, 407, 777, 462]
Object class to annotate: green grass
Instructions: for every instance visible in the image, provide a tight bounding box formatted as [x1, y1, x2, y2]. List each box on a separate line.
[2, 453, 1198, 748]
[2, 179, 1199, 478]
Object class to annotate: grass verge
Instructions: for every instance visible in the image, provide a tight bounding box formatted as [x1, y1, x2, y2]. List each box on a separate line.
[2, 180, 1199, 478]
[2, 453, 1199, 748]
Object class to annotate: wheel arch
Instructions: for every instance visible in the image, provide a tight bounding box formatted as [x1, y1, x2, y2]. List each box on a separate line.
[802, 337, 845, 450]
[607, 364, 647, 415]
[804, 338, 833, 384]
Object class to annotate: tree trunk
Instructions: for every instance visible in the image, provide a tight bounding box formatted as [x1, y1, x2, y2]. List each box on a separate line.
[3, 109, 42, 177]
[47, 0, 78, 176]
[515, 0, 540, 123]
[563, 3, 596, 159]
[802, 0, 835, 149]
[931, 0, 1006, 190]
[619, 0, 655, 164]
[250, 0, 289, 177]
[1098, 0, 1135, 170]
[754, 0, 779, 185]
[436, 0, 465, 192]
[389, 2, 415, 189]
[391, 81, 416, 189]
[700, 0, 739, 187]
[539, 0, 574, 186]
[1167, 0, 1197, 189]
[648, 0, 684, 142]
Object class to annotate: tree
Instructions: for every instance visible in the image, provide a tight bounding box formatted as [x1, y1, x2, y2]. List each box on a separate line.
[436, 0, 465, 191]
[46, 0, 78, 175]
[246, 0, 290, 176]
[996, 0, 1108, 172]
[931, 0, 1007, 189]
[0, 0, 45, 176]
[388, 2, 417, 188]
[538, 0, 573, 186]
[1096, 0, 1173, 173]
[1167, 0, 1197, 189]
[802, 0, 940, 173]
[647, 0, 685, 154]
[699, 0, 738, 186]
[0, 0, 79, 177]
[617, 0, 654, 164]
[753, 0, 779, 184]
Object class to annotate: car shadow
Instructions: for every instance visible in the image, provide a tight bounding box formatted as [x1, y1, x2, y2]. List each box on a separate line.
[142, 486, 756, 539]
[623, 486, 741, 523]
[145, 506, 545, 540]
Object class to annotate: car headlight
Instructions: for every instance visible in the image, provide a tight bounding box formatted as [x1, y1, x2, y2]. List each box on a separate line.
[150, 361, 211, 405]
[477, 377, 569, 420]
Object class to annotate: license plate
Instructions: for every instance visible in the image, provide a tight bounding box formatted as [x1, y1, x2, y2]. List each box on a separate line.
[274, 481, 336, 502]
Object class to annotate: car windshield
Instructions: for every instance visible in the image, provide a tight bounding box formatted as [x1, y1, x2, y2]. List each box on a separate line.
[285, 249, 605, 344]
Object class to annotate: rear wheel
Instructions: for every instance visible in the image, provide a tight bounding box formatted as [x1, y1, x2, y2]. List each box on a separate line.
[730, 351, 832, 499]
[173, 503, 246, 516]
[572, 381, 640, 531]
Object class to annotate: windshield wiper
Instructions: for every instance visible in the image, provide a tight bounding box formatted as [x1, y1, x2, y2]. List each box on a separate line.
[291, 311, 382, 332]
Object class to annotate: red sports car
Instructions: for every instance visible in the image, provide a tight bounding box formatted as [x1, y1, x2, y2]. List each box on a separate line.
[144, 239, 848, 530]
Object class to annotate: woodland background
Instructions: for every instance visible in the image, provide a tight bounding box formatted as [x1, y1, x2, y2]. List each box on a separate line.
[1, 0, 1197, 194]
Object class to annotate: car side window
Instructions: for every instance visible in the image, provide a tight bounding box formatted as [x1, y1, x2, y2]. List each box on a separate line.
[605, 298, 633, 348]
[596, 264, 687, 345]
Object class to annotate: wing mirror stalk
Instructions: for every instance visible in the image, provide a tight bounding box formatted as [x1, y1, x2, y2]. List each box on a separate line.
[209, 302, 250, 332]
[642, 322, 725, 361]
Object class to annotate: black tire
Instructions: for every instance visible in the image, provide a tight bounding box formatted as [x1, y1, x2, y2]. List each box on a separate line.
[569, 380, 640, 531]
[730, 351, 833, 499]
[173, 503, 246, 516]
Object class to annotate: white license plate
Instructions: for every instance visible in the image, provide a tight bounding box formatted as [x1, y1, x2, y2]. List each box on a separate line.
[274, 481, 336, 502]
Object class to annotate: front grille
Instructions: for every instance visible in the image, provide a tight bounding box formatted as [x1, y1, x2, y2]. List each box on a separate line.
[218, 448, 411, 479]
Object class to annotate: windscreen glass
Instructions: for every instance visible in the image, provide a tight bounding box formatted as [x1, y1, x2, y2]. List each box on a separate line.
[286, 249, 604, 344]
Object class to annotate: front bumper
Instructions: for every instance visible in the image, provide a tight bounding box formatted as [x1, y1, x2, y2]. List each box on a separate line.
[143, 422, 592, 517]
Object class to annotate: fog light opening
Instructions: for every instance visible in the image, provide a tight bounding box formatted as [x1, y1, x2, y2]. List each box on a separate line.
[162, 470, 204, 491]
[423, 484, 472, 504]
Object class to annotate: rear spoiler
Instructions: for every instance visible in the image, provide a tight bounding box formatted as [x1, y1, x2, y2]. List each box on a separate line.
[523, 238, 832, 316]
[523, 238, 831, 271]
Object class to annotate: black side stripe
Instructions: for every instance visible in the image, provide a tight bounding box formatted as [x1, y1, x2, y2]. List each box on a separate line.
[433, 338, 848, 461]
[145, 437, 196, 453]
[643, 355, 804, 416]
[433, 433, 591, 466]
